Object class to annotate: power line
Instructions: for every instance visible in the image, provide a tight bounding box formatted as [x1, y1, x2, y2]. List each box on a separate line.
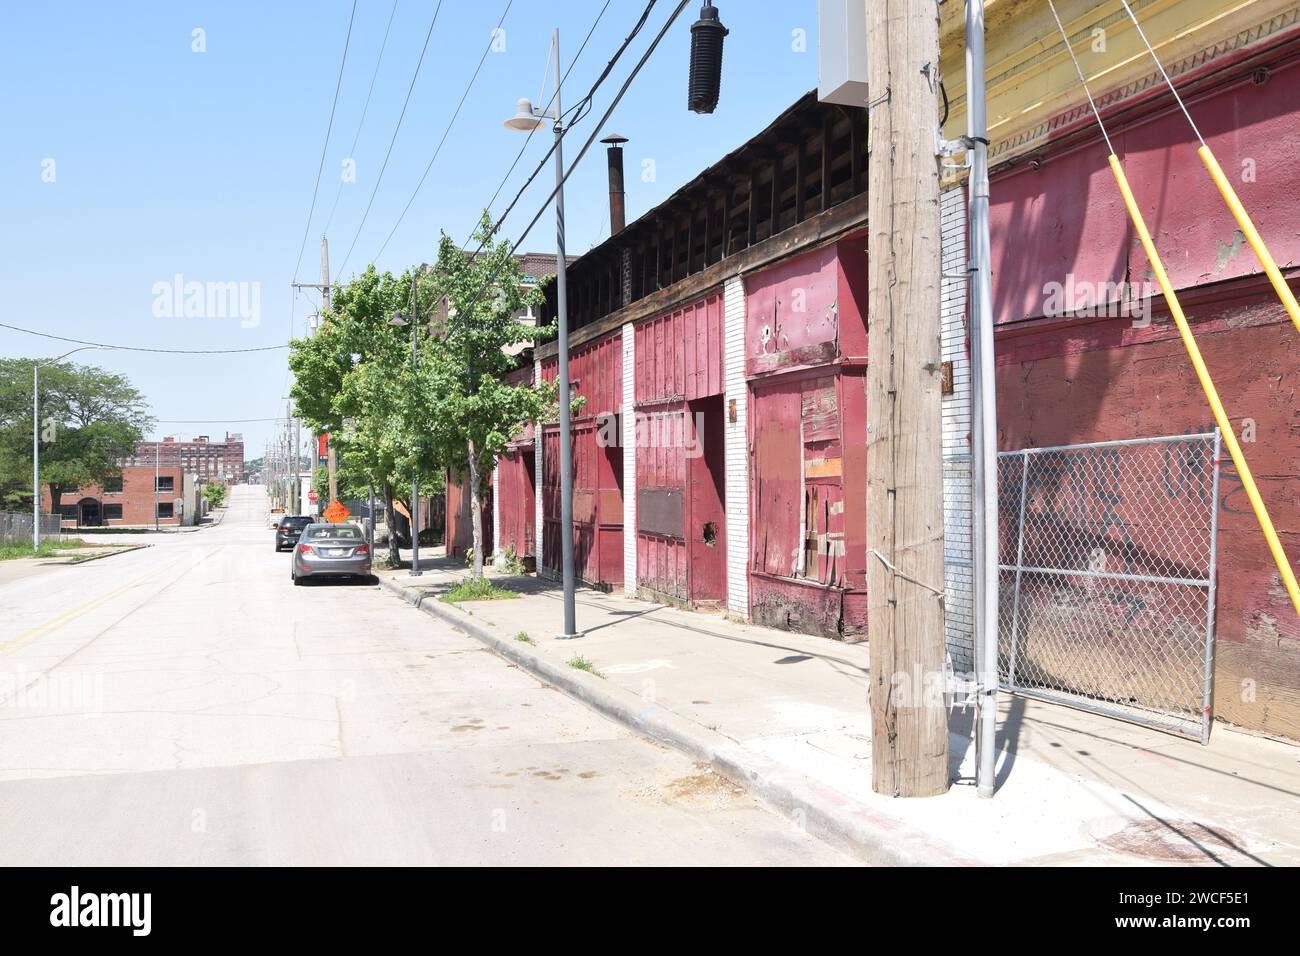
[292, 0, 359, 284]
[467, 0, 614, 250]
[0, 322, 289, 354]
[460, 1, 690, 318]
[323, 0, 401, 238]
[459, 0, 659, 265]
[371, 0, 517, 264]
[333, 0, 447, 285]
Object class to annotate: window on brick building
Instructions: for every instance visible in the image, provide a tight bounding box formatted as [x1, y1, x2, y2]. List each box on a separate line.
[103, 504, 123, 520]
[157, 502, 174, 519]
[156, 476, 174, 492]
[103, 475, 123, 493]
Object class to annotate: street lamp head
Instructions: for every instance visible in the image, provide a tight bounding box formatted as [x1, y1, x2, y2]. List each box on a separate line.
[387, 312, 410, 327]
[504, 98, 546, 132]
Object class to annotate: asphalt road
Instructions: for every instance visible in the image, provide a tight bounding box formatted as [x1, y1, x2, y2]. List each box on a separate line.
[0, 485, 848, 865]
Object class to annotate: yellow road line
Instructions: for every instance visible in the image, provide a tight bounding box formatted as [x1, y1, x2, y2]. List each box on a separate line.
[0, 561, 165, 658]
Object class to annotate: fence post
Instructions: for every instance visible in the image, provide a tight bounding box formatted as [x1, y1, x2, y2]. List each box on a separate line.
[1200, 428, 1222, 743]
[1006, 451, 1030, 690]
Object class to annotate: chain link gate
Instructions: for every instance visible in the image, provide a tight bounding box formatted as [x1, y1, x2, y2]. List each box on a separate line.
[997, 432, 1221, 742]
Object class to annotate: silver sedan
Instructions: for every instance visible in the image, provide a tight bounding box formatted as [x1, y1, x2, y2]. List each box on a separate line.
[291, 523, 372, 585]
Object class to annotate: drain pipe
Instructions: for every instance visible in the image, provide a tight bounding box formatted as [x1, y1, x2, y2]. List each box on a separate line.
[966, 0, 1000, 798]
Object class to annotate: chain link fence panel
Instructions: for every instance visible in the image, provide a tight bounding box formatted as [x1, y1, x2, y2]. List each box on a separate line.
[0, 511, 63, 546]
[997, 432, 1221, 742]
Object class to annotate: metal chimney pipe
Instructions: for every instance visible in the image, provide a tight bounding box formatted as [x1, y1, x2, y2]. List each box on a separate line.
[601, 133, 628, 234]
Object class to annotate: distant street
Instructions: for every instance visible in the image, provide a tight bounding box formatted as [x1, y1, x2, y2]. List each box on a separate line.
[0, 485, 847, 865]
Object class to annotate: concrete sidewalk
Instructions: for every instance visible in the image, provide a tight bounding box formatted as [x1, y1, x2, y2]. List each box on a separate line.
[379, 557, 1300, 866]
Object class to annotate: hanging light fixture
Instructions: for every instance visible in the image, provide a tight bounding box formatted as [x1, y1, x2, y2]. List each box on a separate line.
[688, 2, 727, 114]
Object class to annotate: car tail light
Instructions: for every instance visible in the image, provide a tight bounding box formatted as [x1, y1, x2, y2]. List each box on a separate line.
[298, 544, 312, 554]
[356, 544, 369, 555]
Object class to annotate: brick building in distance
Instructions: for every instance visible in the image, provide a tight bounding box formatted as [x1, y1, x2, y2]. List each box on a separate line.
[45, 465, 200, 528]
[123, 433, 245, 485]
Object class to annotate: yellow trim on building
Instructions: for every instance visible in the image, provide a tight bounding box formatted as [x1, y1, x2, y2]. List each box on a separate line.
[939, 0, 1300, 170]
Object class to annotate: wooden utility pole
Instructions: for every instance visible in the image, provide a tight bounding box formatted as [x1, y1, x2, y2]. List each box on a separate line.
[864, 0, 950, 797]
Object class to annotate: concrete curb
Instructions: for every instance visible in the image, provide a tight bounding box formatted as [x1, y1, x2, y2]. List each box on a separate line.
[379, 574, 969, 866]
[59, 544, 151, 565]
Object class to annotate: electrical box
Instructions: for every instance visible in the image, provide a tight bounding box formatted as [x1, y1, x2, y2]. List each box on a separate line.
[817, 0, 869, 107]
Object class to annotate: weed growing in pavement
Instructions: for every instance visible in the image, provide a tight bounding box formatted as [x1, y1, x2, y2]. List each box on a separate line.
[567, 655, 603, 678]
[514, 631, 534, 644]
[440, 577, 519, 604]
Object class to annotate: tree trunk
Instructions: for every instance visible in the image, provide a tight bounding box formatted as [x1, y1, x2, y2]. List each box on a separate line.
[47, 483, 63, 519]
[383, 481, 401, 565]
[468, 440, 484, 579]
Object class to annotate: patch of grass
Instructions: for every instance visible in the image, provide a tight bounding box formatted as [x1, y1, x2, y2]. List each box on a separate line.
[514, 631, 534, 644]
[0, 539, 86, 561]
[567, 654, 603, 678]
[440, 577, 520, 604]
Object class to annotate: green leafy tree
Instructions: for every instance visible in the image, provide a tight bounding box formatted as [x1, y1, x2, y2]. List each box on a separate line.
[289, 265, 444, 564]
[0, 359, 151, 512]
[420, 215, 559, 578]
[201, 482, 227, 509]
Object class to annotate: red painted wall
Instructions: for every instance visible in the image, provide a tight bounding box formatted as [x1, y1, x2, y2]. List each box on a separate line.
[990, 56, 1300, 326]
[987, 55, 1300, 737]
[994, 292, 1300, 738]
[540, 330, 624, 588]
[446, 470, 492, 562]
[743, 242, 870, 639]
[745, 243, 840, 377]
[632, 292, 726, 604]
[635, 292, 724, 402]
[496, 445, 535, 563]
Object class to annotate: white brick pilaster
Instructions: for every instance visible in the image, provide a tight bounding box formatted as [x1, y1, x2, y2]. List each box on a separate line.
[941, 185, 974, 673]
[723, 275, 749, 619]
[622, 322, 637, 595]
[491, 463, 503, 567]
[534, 358, 544, 566]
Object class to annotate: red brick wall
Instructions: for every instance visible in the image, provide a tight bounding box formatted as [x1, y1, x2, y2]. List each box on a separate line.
[43, 465, 187, 527]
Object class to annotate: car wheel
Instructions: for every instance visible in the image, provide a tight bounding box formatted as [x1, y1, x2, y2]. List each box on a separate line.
[293, 573, 303, 586]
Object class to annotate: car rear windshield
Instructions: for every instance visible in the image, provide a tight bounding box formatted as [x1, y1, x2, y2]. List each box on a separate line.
[306, 525, 363, 540]
[280, 517, 311, 529]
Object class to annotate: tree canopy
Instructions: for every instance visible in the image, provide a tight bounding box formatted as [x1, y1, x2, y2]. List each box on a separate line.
[287, 214, 560, 574]
[0, 358, 152, 511]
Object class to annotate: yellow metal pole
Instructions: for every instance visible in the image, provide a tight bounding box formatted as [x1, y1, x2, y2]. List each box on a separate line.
[1197, 145, 1300, 336]
[1108, 153, 1300, 618]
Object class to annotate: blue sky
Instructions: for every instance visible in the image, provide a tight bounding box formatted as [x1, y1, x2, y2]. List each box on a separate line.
[1, 1, 819, 458]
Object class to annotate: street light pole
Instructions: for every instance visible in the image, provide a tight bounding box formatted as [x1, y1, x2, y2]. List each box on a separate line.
[410, 272, 422, 577]
[505, 28, 577, 638]
[389, 271, 424, 577]
[31, 365, 39, 551]
[551, 31, 578, 640]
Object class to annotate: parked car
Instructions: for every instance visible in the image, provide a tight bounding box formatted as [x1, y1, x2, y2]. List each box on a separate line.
[291, 523, 372, 585]
[274, 515, 313, 552]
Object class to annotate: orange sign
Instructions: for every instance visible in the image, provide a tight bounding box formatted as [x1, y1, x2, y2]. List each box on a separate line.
[323, 501, 351, 523]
